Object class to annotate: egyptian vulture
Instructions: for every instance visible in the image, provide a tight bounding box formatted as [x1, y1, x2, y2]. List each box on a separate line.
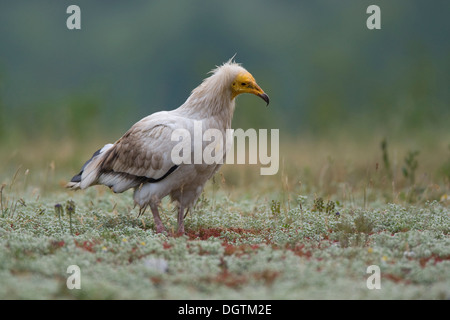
[67, 59, 269, 234]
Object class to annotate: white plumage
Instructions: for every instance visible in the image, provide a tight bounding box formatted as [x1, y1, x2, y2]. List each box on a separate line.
[67, 59, 269, 234]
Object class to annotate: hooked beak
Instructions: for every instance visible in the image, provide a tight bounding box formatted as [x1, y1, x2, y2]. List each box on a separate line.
[231, 71, 270, 106]
[258, 92, 270, 106]
[251, 82, 270, 106]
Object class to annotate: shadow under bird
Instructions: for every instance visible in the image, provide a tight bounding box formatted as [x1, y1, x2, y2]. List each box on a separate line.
[67, 59, 269, 234]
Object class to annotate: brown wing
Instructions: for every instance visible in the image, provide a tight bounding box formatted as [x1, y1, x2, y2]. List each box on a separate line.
[102, 124, 173, 175]
[95, 121, 179, 192]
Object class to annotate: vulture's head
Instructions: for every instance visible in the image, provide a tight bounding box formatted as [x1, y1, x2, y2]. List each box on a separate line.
[230, 69, 270, 106]
[196, 59, 270, 107]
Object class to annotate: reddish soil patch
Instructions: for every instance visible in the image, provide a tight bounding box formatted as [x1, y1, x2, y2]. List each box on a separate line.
[186, 227, 260, 241]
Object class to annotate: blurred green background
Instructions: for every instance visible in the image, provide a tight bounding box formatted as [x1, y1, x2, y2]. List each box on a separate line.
[0, 0, 449, 144]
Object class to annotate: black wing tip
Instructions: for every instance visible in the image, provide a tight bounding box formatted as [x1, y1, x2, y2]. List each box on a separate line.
[70, 173, 82, 183]
[69, 146, 105, 184]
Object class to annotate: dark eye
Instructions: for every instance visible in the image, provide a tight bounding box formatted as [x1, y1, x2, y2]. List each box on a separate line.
[241, 82, 247, 86]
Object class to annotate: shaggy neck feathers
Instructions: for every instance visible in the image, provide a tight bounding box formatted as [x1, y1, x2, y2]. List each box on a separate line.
[177, 61, 246, 128]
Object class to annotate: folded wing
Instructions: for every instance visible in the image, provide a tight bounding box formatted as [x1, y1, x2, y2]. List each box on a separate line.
[70, 113, 182, 193]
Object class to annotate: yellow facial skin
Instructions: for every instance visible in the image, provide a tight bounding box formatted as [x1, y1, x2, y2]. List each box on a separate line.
[231, 72, 270, 105]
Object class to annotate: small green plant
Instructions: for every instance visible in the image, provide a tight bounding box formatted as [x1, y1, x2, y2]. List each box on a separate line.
[381, 138, 392, 181]
[66, 200, 76, 235]
[54, 200, 76, 235]
[402, 150, 419, 185]
[325, 200, 336, 214]
[270, 200, 281, 216]
[0, 183, 25, 218]
[335, 212, 373, 247]
[196, 192, 210, 211]
[297, 195, 308, 211]
[54, 203, 64, 232]
[312, 197, 324, 213]
[313, 197, 336, 215]
[354, 213, 374, 234]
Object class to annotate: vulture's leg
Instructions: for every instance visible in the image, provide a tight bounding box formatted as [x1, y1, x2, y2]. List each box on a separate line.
[177, 204, 185, 235]
[149, 203, 165, 233]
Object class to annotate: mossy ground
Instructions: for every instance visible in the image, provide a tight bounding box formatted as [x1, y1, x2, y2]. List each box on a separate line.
[0, 138, 449, 299]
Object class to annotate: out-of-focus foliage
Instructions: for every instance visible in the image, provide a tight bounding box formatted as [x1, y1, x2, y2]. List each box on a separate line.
[0, 0, 449, 142]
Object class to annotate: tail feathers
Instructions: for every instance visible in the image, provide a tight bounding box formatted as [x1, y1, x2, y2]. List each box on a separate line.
[98, 172, 142, 193]
[66, 143, 114, 190]
[65, 181, 81, 190]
